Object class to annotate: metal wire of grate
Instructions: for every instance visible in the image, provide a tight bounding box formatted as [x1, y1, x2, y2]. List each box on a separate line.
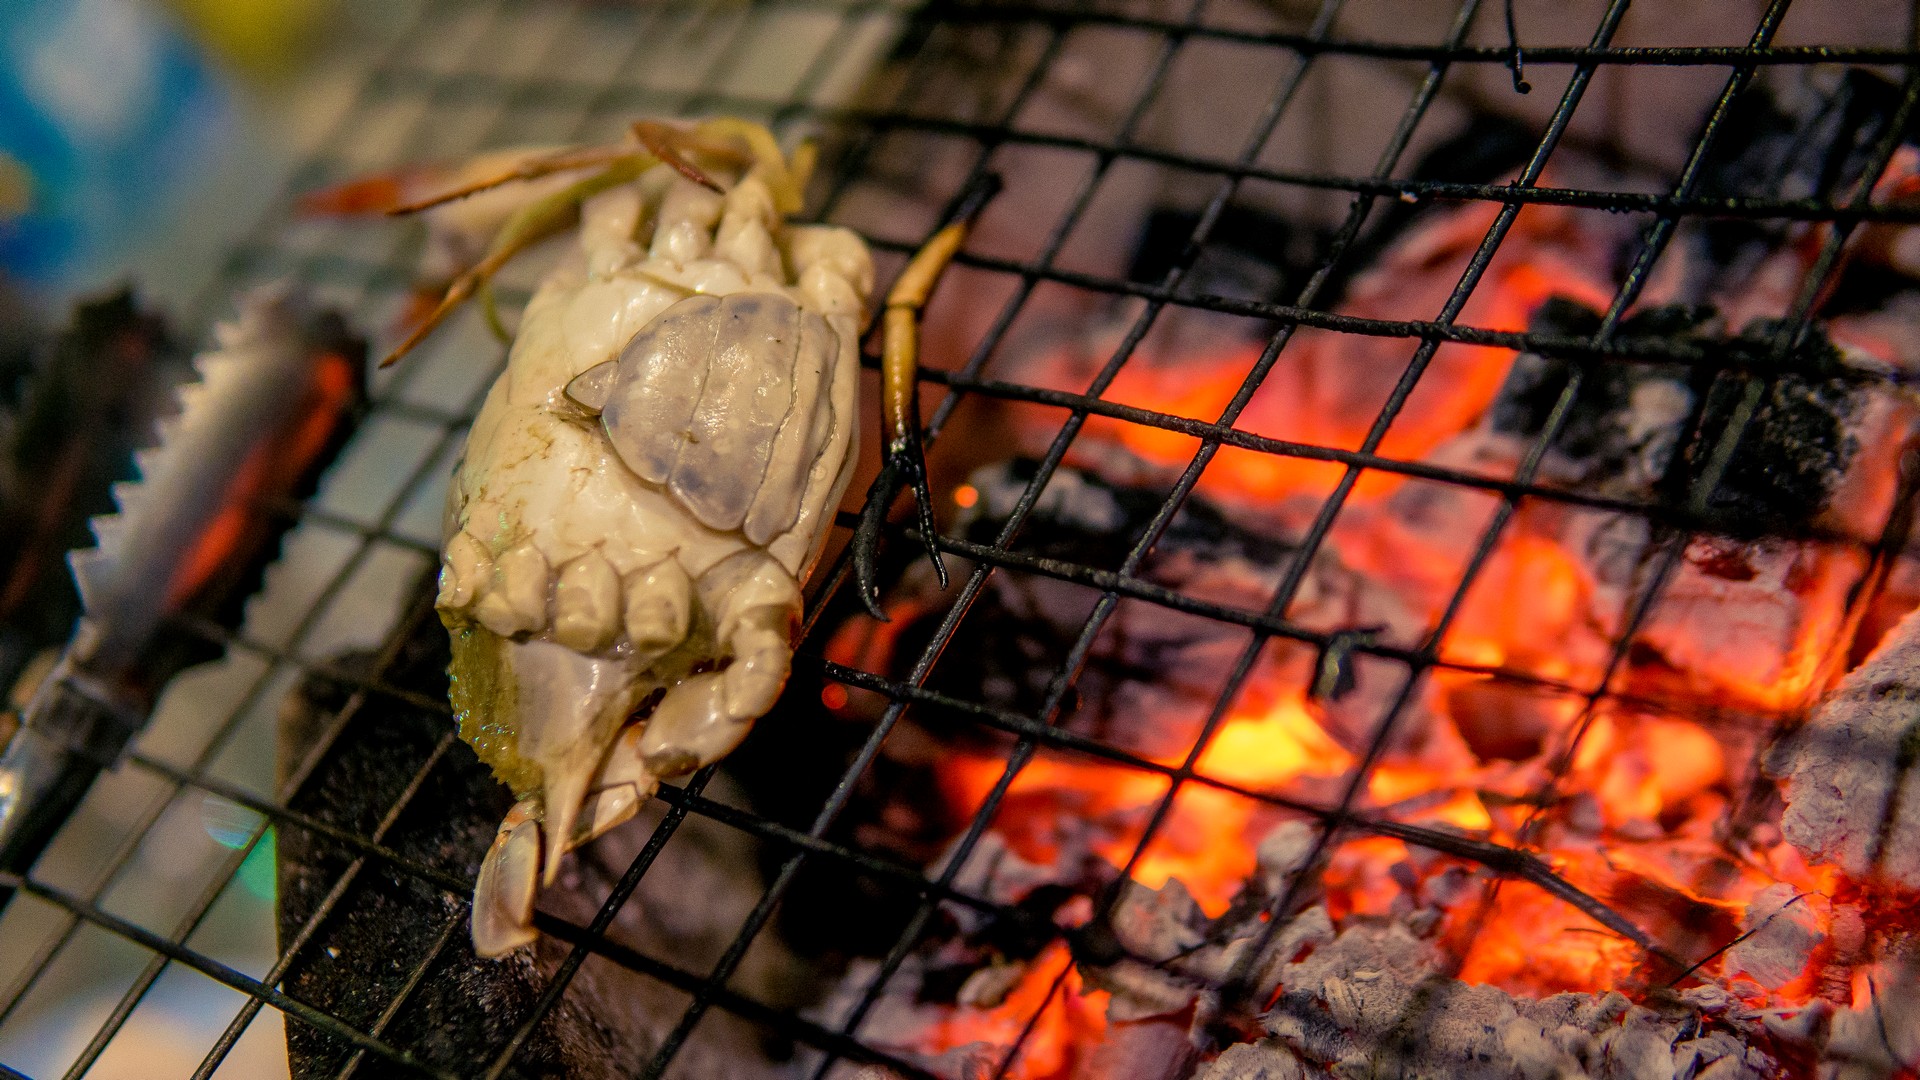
[2, 0, 1919, 1076]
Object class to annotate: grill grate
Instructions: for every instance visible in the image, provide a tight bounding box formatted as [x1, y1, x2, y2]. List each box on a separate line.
[3, 0, 1920, 1077]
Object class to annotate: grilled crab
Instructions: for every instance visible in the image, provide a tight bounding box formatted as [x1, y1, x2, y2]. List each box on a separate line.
[376, 121, 987, 956]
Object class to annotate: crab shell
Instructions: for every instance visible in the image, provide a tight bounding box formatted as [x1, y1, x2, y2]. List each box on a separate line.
[433, 167, 873, 955]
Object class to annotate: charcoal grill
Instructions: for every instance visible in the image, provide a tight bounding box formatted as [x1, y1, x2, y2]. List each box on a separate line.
[3, 0, 1920, 1076]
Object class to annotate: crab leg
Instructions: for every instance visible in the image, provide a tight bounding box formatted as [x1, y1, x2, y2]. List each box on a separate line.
[380, 155, 660, 366]
[630, 119, 746, 192]
[384, 144, 639, 215]
[378, 123, 803, 369]
[852, 174, 1002, 618]
[386, 121, 734, 218]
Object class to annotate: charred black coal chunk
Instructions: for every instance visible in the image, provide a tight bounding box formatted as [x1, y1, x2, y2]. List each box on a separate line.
[1492, 297, 1705, 493]
[1327, 112, 1540, 304]
[1492, 296, 1861, 535]
[1684, 319, 1860, 536]
[1684, 68, 1919, 311]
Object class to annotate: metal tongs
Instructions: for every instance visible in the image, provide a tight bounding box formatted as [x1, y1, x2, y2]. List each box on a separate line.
[0, 284, 364, 907]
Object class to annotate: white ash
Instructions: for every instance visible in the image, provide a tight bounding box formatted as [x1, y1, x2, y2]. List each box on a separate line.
[1726, 885, 1829, 991]
[1190, 916, 1920, 1080]
[1772, 606, 1920, 888]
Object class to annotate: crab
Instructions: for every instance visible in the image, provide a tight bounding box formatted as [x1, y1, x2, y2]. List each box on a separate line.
[369, 120, 989, 956]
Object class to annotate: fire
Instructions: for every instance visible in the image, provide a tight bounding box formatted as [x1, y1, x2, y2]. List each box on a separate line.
[895, 191, 1906, 1077]
[910, 944, 1109, 1080]
[1069, 202, 1617, 513]
[944, 691, 1352, 916]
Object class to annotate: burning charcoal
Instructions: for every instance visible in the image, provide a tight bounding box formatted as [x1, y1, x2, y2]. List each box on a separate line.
[1051, 197, 1620, 516]
[1491, 299, 1704, 496]
[920, 458, 1423, 765]
[1233, 921, 1794, 1080]
[1491, 297, 1863, 537]
[1179, 893, 1915, 1080]
[1772, 606, 1920, 889]
[1627, 532, 1858, 712]
[897, 458, 1303, 760]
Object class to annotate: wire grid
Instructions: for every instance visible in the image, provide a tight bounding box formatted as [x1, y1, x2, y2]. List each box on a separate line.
[2, 0, 1919, 1076]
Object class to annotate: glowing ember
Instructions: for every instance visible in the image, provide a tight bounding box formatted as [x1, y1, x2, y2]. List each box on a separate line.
[911, 944, 1109, 1080]
[943, 692, 1351, 916]
[857, 169, 1920, 1079]
[1068, 201, 1617, 513]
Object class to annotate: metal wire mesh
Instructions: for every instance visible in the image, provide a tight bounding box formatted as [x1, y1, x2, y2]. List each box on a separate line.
[3, 0, 1920, 1076]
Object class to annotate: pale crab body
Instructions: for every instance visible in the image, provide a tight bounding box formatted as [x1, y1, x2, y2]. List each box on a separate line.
[432, 166, 875, 955]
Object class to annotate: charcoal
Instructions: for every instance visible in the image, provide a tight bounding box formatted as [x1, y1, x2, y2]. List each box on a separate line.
[1490, 298, 1703, 496]
[1192, 918, 1802, 1080]
[960, 457, 1296, 573]
[896, 457, 1304, 759]
[1684, 320, 1860, 537]
[1319, 113, 1540, 307]
[910, 457, 1425, 764]
[1490, 296, 1861, 536]
[1064, 825, 1920, 1080]
[1131, 204, 1306, 305]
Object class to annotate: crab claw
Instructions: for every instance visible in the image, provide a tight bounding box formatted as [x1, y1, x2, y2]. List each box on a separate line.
[467, 721, 660, 959]
[472, 800, 541, 958]
[571, 723, 659, 848]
